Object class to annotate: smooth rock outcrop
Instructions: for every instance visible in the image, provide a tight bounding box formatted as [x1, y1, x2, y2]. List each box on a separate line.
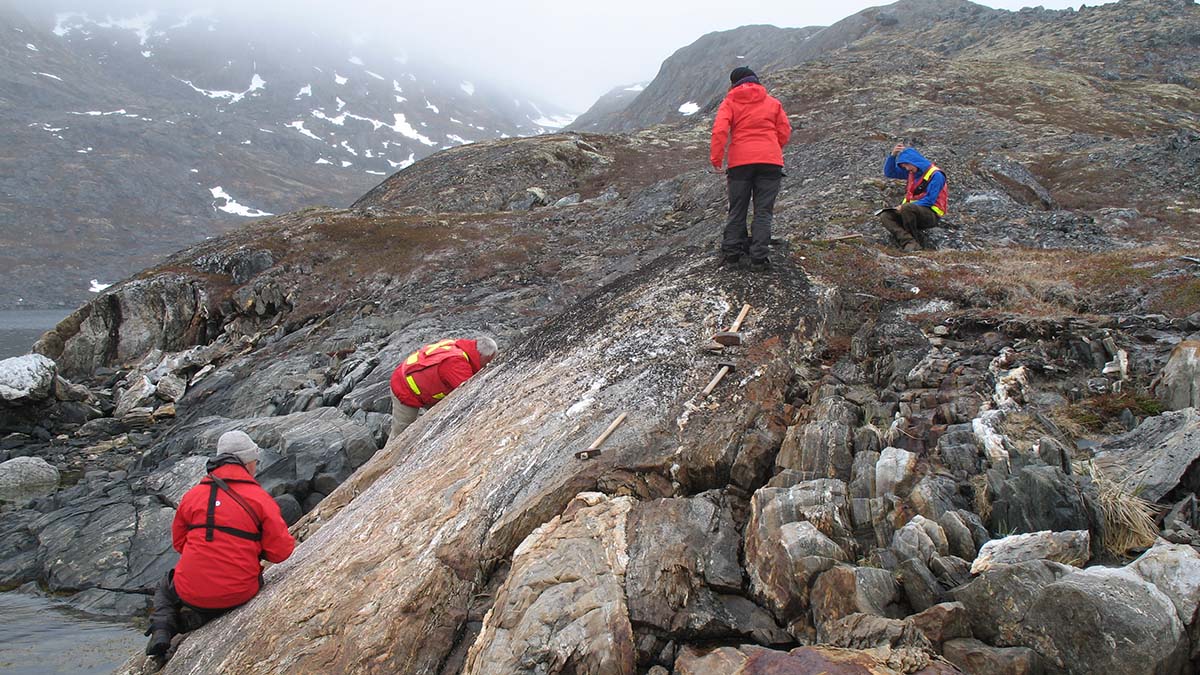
[877, 446, 919, 498]
[953, 560, 1075, 647]
[942, 638, 1040, 675]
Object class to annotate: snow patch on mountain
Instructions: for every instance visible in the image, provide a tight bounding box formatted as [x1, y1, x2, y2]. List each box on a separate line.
[678, 101, 700, 115]
[88, 280, 111, 293]
[366, 71, 385, 81]
[210, 187, 272, 217]
[296, 84, 312, 98]
[25, 43, 37, 51]
[334, 73, 348, 85]
[285, 121, 322, 141]
[35, 72, 63, 81]
[460, 81, 475, 96]
[178, 74, 266, 104]
[425, 100, 439, 114]
[349, 56, 364, 66]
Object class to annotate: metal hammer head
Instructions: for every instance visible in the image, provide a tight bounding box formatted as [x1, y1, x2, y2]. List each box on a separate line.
[716, 360, 737, 371]
[713, 331, 744, 347]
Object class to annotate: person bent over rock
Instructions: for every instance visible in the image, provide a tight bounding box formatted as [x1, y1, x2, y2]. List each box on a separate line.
[388, 336, 498, 438]
[879, 144, 949, 251]
[145, 431, 295, 662]
[710, 66, 792, 271]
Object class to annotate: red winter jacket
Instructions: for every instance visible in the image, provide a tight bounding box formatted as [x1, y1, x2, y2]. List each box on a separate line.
[710, 82, 792, 170]
[390, 339, 484, 408]
[172, 462, 294, 610]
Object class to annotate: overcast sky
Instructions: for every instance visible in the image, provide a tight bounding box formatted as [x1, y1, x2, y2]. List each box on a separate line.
[381, 0, 1118, 110]
[29, 0, 1118, 111]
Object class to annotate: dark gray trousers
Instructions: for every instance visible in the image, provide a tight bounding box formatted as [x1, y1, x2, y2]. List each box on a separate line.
[723, 163, 783, 261]
[149, 570, 230, 638]
[879, 203, 938, 249]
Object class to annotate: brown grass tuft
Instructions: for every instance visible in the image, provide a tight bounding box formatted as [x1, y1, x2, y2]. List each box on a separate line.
[1082, 462, 1160, 557]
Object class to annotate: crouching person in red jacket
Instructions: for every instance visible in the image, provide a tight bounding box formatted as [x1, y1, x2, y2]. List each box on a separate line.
[389, 336, 498, 438]
[145, 430, 295, 661]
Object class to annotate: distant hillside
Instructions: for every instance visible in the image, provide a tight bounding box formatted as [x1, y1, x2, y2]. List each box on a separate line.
[0, 5, 573, 309]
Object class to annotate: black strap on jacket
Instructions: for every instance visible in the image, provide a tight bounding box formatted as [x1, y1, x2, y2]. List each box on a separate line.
[188, 473, 264, 543]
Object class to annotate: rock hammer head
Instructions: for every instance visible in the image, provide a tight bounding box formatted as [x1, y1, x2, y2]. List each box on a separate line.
[712, 331, 744, 347]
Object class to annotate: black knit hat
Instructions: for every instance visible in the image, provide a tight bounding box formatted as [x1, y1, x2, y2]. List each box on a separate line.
[729, 67, 757, 84]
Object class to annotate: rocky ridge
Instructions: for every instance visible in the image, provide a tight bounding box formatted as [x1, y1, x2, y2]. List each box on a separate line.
[0, 0, 1198, 673]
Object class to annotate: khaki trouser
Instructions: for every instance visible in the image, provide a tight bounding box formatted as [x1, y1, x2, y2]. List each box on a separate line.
[390, 395, 421, 439]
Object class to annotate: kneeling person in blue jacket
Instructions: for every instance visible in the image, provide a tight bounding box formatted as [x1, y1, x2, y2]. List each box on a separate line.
[880, 144, 949, 251]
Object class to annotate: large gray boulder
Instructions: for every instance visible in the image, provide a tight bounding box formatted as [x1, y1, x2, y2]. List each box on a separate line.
[986, 465, 1101, 539]
[1022, 567, 1188, 674]
[0, 354, 57, 403]
[953, 559, 1076, 647]
[1093, 408, 1200, 503]
[0, 456, 60, 501]
[1128, 542, 1200, 658]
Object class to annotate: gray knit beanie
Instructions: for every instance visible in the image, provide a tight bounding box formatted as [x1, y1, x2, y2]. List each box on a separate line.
[216, 430, 260, 465]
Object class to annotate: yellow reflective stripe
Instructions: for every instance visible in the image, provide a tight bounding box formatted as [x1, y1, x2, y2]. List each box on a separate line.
[931, 205, 945, 217]
[406, 375, 421, 396]
[922, 166, 937, 181]
[406, 352, 419, 365]
[432, 393, 445, 400]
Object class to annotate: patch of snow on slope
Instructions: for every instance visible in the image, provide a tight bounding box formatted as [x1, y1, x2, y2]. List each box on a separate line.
[70, 109, 127, 116]
[311, 109, 346, 125]
[341, 160, 352, 167]
[25, 43, 38, 51]
[349, 56, 364, 65]
[315, 158, 332, 165]
[210, 186, 272, 217]
[88, 280, 111, 293]
[339, 141, 358, 156]
[365, 70, 385, 80]
[532, 113, 578, 129]
[179, 74, 266, 104]
[387, 153, 416, 170]
[460, 81, 475, 96]
[446, 134, 469, 145]
[95, 13, 158, 45]
[334, 73, 348, 85]
[625, 83, 646, 92]
[336, 97, 346, 111]
[35, 72, 63, 81]
[53, 12, 85, 37]
[296, 84, 312, 98]
[425, 100, 439, 113]
[678, 101, 700, 115]
[366, 170, 385, 175]
[390, 114, 436, 146]
[285, 121, 322, 141]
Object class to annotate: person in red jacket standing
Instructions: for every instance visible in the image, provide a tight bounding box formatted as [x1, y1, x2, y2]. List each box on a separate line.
[145, 431, 294, 661]
[710, 66, 792, 271]
[389, 336, 498, 438]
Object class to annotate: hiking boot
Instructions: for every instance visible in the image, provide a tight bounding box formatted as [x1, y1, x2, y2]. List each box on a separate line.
[750, 257, 770, 272]
[145, 629, 172, 659]
[720, 253, 741, 267]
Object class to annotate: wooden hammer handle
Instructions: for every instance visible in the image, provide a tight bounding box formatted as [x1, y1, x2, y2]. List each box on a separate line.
[728, 304, 751, 332]
[701, 365, 731, 397]
[587, 412, 628, 451]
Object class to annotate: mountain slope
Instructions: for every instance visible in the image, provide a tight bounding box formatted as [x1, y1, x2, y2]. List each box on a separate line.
[0, 5, 573, 310]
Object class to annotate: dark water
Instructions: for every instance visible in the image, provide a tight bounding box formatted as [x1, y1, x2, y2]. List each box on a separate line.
[0, 310, 69, 359]
[0, 592, 143, 674]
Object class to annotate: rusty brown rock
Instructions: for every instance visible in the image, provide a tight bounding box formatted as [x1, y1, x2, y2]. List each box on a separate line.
[908, 602, 972, 650]
[811, 565, 904, 632]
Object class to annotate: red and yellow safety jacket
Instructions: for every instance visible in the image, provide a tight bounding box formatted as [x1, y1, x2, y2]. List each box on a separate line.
[904, 164, 949, 217]
[389, 339, 484, 408]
